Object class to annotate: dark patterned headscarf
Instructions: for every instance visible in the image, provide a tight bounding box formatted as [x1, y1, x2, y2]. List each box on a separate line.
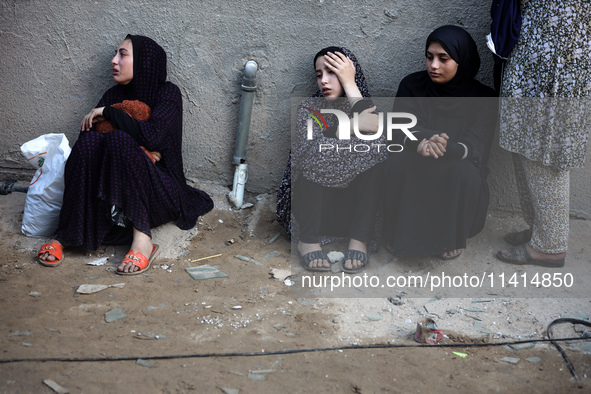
[291, 46, 386, 188]
[123, 35, 167, 109]
[424, 25, 481, 97]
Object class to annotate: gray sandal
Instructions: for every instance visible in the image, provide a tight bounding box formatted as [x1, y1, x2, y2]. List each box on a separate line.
[341, 249, 369, 274]
[299, 250, 331, 272]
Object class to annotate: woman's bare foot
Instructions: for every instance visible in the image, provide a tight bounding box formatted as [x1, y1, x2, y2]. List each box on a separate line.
[117, 228, 154, 273]
[38, 239, 62, 263]
[297, 241, 330, 269]
[498, 243, 566, 262]
[440, 249, 463, 260]
[344, 239, 367, 271]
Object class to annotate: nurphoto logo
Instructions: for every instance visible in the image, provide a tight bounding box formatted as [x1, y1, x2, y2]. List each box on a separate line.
[306, 108, 418, 153]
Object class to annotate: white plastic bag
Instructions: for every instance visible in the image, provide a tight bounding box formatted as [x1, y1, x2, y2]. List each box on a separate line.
[20, 133, 71, 237]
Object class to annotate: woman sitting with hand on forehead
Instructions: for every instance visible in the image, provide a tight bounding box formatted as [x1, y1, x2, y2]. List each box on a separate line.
[382, 25, 497, 260]
[37, 35, 213, 275]
[277, 46, 386, 273]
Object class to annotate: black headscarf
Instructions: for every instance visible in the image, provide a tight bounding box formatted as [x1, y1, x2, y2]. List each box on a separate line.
[424, 25, 481, 97]
[123, 35, 168, 109]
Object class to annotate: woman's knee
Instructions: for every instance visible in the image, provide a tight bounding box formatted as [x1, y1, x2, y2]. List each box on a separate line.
[103, 130, 139, 155]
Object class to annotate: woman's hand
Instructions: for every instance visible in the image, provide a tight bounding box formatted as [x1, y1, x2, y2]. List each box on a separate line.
[324, 51, 361, 98]
[417, 139, 431, 157]
[140, 147, 162, 164]
[80, 107, 106, 132]
[418, 133, 449, 158]
[426, 133, 449, 158]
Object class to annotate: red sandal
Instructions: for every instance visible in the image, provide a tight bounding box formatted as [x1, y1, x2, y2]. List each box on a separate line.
[37, 241, 63, 267]
[116, 244, 159, 276]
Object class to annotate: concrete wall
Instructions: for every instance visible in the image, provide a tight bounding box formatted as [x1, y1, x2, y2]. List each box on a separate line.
[1, 0, 590, 218]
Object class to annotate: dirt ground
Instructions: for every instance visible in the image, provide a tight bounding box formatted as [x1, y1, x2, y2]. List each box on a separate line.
[0, 181, 590, 393]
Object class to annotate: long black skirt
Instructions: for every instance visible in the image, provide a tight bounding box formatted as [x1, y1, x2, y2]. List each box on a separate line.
[55, 130, 210, 251]
[382, 150, 489, 257]
[293, 164, 382, 245]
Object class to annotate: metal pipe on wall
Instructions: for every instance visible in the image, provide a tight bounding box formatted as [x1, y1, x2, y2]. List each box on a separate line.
[228, 60, 258, 209]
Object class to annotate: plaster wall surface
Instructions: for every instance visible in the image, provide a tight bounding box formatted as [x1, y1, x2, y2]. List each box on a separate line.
[1, 0, 590, 218]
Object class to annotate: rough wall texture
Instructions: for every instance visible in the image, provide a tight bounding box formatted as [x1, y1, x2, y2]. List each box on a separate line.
[1, 0, 590, 218]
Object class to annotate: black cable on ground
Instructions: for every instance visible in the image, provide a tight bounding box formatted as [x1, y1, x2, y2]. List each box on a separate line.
[547, 318, 591, 385]
[1, 319, 589, 374]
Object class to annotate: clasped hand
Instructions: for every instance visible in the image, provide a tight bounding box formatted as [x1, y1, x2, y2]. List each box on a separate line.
[417, 133, 449, 158]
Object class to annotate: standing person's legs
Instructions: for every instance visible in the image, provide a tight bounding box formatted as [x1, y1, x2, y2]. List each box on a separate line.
[497, 156, 568, 266]
[513, 154, 536, 227]
[503, 154, 536, 245]
[524, 158, 569, 254]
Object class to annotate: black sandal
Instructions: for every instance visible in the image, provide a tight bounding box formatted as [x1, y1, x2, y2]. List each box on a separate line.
[495, 244, 565, 268]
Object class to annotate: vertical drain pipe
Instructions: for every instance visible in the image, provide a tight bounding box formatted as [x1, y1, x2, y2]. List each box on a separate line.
[228, 60, 258, 209]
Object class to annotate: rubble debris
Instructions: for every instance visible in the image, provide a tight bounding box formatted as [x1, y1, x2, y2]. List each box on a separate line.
[472, 298, 494, 303]
[43, 379, 69, 394]
[327, 251, 344, 263]
[500, 357, 520, 364]
[414, 318, 443, 344]
[463, 307, 486, 313]
[104, 308, 127, 323]
[186, 265, 228, 280]
[8, 331, 33, 337]
[86, 257, 108, 266]
[234, 255, 261, 266]
[508, 343, 535, 351]
[270, 268, 291, 282]
[76, 283, 125, 294]
[263, 251, 279, 261]
[388, 296, 404, 306]
[133, 333, 166, 340]
[136, 359, 158, 368]
[526, 357, 542, 363]
[191, 253, 222, 263]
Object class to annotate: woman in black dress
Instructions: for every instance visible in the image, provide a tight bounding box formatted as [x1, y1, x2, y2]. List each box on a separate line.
[382, 25, 497, 259]
[37, 35, 213, 274]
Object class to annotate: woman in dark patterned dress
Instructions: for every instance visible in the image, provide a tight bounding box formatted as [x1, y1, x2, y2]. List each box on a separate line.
[277, 47, 387, 273]
[37, 35, 213, 274]
[496, 0, 591, 267]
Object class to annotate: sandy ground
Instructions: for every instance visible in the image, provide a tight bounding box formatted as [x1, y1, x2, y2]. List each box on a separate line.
[0, 181, 590, 393]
